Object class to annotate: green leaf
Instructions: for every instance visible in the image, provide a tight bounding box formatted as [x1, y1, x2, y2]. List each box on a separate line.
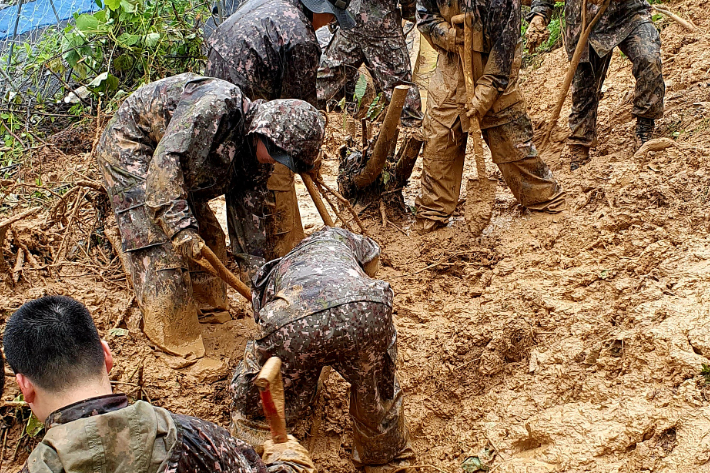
[26, 413, 44, 437]
[108, 328, 129, 337]
[105, 0, 121, 10]
[462, 456, 489, 472]
[94, 0, 103, 8]
[113, 54, 134, 71]
[337, 96, 346, 110]
[143, 32, 160, 48]
[120, 0, 136, 13]
[353, 73, 368, 108]
[117, 32, 140, 47]
[75, 13, 100, 34]
[87, 72, 120, 96]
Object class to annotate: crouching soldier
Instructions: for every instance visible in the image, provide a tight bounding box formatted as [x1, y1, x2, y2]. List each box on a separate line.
[4, 295, 316, 473]
[96, 73, 324, 359]
[231, 227, 414, 473]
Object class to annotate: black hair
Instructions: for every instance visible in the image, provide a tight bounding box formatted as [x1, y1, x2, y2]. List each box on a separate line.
[4, 295, 106, 392]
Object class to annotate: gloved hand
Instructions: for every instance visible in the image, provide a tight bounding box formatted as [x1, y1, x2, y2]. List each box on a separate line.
[466, 83, 499, 120]
[172, 228, 204, 260]
[444, 24, 464, 52]
[401, 3, 416, 22]
[525, 15, 549, 52]
[262, 435, 316, 473]
[306, 151, 323, 182]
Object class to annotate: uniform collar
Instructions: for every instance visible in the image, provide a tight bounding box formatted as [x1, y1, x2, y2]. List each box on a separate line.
[45, 393, 129, 430]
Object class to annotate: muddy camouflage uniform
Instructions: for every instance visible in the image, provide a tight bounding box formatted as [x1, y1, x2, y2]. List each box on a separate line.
[317, 0, 423, 126]
[206, 0, 321, 263]
[230, 227, 411, 467]
[530, 0, 664, 147]
[97, 73, 285, 357]
[20, 393, 302, 473]
[415, 0, 565, 228]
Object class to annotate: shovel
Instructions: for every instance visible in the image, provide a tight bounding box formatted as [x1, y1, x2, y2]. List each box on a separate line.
[452, 13, 495, 236]
[193, 244, 253, 301]
[255, 356, 289, 443]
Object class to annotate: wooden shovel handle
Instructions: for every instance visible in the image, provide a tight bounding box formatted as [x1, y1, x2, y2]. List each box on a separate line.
[198, 245, 252, 301]
[301, 173, 335, 227]
[256, 357, 288, 443]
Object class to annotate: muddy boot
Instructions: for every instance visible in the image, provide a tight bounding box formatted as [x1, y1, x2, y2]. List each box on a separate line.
[635, 117, 655, 145]
[414, 218, 446, 235]
[564, 144, 591, 171]
[362, 444, 417, 473]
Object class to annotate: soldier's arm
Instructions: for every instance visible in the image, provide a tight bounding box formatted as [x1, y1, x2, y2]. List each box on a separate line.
[474, 0, 522, 111]
[528, 0, 555, 23]
[327, 227, 381, 273]
[144, 94, 228, 239]
[281, 39, 321, 107]
[417, 0, 458, 53]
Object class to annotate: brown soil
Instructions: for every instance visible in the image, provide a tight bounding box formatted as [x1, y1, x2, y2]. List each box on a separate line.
[2, 2, 710, 471]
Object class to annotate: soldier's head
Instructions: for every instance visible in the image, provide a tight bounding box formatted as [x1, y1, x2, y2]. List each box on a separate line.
[249, 99, 325, 174]
[4, 296, 113, 422]
[300, 0, 355, 30]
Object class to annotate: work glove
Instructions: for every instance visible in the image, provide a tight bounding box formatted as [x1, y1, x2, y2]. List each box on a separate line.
[305, 151, 323, 182]
[466, 83, 499, 121]
[262, 435, 316, 473]
[444, 24, 465, 52]
[172, 228, 204, 260]
[525, 14, 549, 52]
[400, 3, 417, 22]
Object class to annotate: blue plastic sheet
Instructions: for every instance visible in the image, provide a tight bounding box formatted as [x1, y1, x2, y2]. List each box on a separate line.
[0, 0, 99, 40]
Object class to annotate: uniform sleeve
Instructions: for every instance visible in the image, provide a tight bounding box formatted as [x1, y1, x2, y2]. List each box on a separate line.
[417, 0, 455, 53]
[476, 0, 521, 99]
[281, 39, 321, 107]
[170, 414, 305, 473]
[328, 227, 381, 267]
[144, 97, 223, 239]
[528, 0, 555, 22]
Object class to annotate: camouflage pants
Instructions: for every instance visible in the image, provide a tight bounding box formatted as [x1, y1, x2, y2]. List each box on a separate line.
[416, 99, 566, 223]
[317, 25, 423, 127]
[230, 302, 409, 466]
[123, 199, 227, 358]
[569, 21, 665, 147]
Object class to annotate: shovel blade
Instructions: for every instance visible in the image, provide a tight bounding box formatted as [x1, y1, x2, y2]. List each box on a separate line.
[464, 177, 494, 236]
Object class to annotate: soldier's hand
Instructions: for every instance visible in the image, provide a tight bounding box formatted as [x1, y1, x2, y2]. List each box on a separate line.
[262, 435, 316, 473]
[172, 228, 205, 260]
[525, 15, 549, 52]
[446, 24, 464, 52]
[306, 151, 323, 181]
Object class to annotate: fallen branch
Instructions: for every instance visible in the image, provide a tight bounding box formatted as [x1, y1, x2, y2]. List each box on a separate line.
[54, 188, 87, 263]
[315, 180, 369, 236]
[652, 5, 699, 32]
[321, 187, 356, 232]
[0, 207, 41, 277]
[379, 200, 387, 228]
[12, 244, 24, 283]
[633, 137, 676, 158]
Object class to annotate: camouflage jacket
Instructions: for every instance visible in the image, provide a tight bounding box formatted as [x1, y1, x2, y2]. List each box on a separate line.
[529, 0, 652, 60]
[205, 0, 320, 106]
[21, 394, 298, 473]
[97, 73, 271, 251]
[251, 227, 393, 338]
[344, 0, 414, 37]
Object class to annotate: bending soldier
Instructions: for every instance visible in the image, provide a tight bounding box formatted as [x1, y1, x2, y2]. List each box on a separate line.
[96, 73, 324, 358]
[5, 295, 316, 473]
[205, 0, 355, 266]
[415, 0, 565, 234]
[317, 0, 424, 127]
[527, 0, 665, 169]
[231, 227, 415, 473]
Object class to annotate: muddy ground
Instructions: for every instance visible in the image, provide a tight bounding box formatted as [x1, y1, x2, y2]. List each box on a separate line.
[2, 1, 710, 471]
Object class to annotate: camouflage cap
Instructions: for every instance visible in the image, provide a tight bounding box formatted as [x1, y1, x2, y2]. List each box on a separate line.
[248, 99, 325, 173]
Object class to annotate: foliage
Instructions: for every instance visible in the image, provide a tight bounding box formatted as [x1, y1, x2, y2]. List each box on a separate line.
[702, 363, 710, 384]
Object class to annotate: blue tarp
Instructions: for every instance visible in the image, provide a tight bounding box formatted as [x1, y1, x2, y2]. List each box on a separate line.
[0, 0, 99, 40]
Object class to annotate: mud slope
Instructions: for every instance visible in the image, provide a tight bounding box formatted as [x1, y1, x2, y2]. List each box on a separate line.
[1, 1, 710, 471]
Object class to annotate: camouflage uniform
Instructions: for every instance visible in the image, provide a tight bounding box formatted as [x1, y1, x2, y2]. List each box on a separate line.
[230, 227, 411, 467]
[21, 393, 304, 473]
[317, 0, 423, 127]
[206, 0, 321, 263]
[96, 74, 324, 357]
[415, 0, 565, 228]
[530, 0, 665, 147]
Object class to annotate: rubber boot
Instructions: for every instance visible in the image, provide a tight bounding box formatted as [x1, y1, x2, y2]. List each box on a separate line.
[564, 144, 591, 171]
[635, 117, 655, 145]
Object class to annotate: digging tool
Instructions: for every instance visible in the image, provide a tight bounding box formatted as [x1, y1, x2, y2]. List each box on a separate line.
[194, 245, 253, 301]
[539, 0, 612, 150]
[301, 173, 335, 227]
[452, 13, 495, 236]
[255, 356, 288, 443]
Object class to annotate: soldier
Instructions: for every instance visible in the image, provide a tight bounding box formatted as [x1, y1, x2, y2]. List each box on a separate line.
[527, 0, 665, 169]
[230, 227, 414, 473]
[205, 0, 355, 264]
[96, 73, 324, 359]
[317, 0, 423, 127]
[415, 0, 565, 234]
[4, 295, 316, 473]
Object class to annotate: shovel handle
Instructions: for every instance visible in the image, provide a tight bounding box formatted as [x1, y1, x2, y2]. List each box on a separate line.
[256, 357, 288, 443]
[198, 245, 252, 301]
[301, 173, 335, 227]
